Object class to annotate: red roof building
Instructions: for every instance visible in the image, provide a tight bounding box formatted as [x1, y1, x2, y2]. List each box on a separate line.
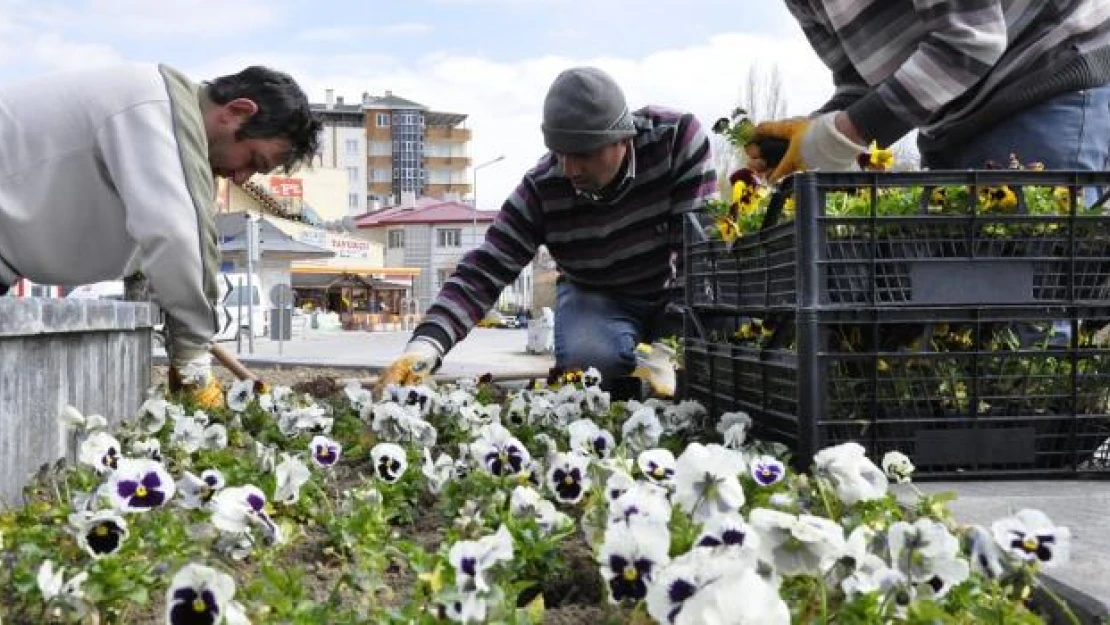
[353, 196, 499, 227]
[356, 195, 532, 313]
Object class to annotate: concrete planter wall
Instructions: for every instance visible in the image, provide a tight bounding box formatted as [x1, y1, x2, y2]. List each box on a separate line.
[0, 298, 154, 505]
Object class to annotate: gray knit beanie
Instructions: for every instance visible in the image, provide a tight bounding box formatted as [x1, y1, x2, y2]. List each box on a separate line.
[542, 67, 637, 153]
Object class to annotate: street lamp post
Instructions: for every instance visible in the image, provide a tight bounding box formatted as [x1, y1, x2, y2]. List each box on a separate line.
[472, 155, 505, 247]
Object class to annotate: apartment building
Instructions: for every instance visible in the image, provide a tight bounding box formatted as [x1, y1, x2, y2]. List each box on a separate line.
[312, 90, 472, 212]
[355, 194, 533, 314]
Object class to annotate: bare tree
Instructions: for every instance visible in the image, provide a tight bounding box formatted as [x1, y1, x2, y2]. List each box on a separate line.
[715, 62, 790, 192]
[742, 63, 788, 123]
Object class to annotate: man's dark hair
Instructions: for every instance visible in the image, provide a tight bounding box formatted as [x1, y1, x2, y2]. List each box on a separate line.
[205, 66, 322, 173]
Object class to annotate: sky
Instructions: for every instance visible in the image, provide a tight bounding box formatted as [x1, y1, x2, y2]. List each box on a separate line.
[0, 0, 838, 210]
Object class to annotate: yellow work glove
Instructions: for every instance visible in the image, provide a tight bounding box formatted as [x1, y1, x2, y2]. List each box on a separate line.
[630, 342, 677, 399]
[750, 112, 867, 183]
[168, 362, 226, 410]
[375, 340, 442, 397]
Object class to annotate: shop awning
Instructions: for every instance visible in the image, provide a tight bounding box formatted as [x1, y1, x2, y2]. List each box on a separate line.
[292, 271, 408, 291]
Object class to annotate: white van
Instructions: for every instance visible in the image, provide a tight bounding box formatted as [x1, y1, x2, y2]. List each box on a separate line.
[66, 280, 125, 300]
[214, 272, 267, 342]
[67, 274, 266, 342]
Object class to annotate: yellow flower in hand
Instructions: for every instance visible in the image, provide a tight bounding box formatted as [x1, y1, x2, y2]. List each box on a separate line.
[715, 217, 739, 243]
[864, 141, 894, 171]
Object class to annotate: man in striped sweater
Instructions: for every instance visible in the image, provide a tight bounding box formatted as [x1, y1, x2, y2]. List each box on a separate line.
[752, 1, 1110, 178]
[379, 67, 717, 394]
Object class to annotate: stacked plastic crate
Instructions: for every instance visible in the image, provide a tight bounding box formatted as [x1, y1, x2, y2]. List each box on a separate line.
[684, 170, 1110, 477]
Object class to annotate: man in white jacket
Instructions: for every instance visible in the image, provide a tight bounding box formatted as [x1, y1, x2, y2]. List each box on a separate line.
[0, 64, 321, 407]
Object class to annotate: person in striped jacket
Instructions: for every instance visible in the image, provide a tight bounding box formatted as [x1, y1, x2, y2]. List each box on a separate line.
[751, 1, 1110, 178]
[379, 67, 717, 395]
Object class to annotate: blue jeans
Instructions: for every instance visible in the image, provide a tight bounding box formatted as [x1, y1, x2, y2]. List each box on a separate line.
[921, 84, 1110, 204]
[553, 281, 673, 382]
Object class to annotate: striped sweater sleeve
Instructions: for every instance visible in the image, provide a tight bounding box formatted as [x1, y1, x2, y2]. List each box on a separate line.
[412, 177, 544, 353]
[669, 113, 717, 213]
[846, 1, 1007, 146]
[787, 1, 871, 116]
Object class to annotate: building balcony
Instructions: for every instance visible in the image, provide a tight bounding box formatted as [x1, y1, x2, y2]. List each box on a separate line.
[423, 155, 472, 168]
[424, 126, 472, 141]
[364, 125, 392, 140]
[424, 182, 473, 195]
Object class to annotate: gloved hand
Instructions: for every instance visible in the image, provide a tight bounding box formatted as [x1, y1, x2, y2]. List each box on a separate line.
[375, 340, 442, 395]
[750, 112, 867, 182]
[167, 354, 225, 410]
[630, 342, 677, 399]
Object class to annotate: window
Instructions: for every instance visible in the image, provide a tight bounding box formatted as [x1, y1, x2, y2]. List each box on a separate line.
[437, 228, 462, 247]
[376, 113, 390, 127]
[226, 285, 260, 307]
[345, 139, 359, 156]
[372, 169, 390, 182]
[348, 193, 359, 209]
[388, 230, 405, 249]
[436, 268, 453, 289]
[347, 167, 359, 185]
[369, 141, 391, 156]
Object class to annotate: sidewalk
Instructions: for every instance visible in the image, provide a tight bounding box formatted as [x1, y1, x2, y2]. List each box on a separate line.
[156, 327, 554, 378]
[916, 481, 1110, 619]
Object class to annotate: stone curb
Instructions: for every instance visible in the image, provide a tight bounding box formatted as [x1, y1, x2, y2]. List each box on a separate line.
[0, 298, 156, 336]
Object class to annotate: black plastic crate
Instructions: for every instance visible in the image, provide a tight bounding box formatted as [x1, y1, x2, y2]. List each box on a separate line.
[684, 306, 1110, 477]
[687, 170, 1110, 311]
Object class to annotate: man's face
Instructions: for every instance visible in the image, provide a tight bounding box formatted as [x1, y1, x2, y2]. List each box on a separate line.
[205, 97, 291, 184]
[555, 140, 629, 193]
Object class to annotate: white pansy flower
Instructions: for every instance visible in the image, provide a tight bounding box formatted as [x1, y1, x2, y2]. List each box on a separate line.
[273, 453, 312, 504]
[673, 443, 746, 522]
[608, 482, 672, 529]
[584, 386, 611, 415]
[598, 522, 670, 604]
[992, 508, 1070, 568]
[470, 423, 531, 477]
[671, 565, 789, 625]
[77, 431, 122, 474]
[202, 423, 228, 450]
[749, 508, 846, 576]
[135, 399, 170, 434]
[546, 451, 592, 505]
[621, 407, 664, 452]
[165, 563, 243, 625]
[448, 524, 514, 593]
[106, 459, 175, 513]
[568, 418, 616, 459]
[637, 448, 677, 487]
[225, 379, 256, 413]
[344, 381, 374, 413]
[69, 510, 129, 559]
[371, 443, 409, 483]
[813, 442, 888, 505]
[881, 451, 915, 483]
[177, 469, 226, 510]
[130, 438, 162, 462]
[646, 549, 760, 625]
[694, 512, 759, 554]
[310, 435, 342, 468]
[717, 411, 752, 449]
[422, 448, 455, 494]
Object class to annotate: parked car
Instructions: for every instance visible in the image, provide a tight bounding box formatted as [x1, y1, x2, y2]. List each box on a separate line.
[477, 310, 520, 329]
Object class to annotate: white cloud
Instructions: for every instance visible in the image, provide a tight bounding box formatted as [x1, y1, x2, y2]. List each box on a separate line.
[9, 0, 280, 38]
[297, 23, 433, 42]
[30, 32, 125, 71]
[218, 31, 832, 209]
